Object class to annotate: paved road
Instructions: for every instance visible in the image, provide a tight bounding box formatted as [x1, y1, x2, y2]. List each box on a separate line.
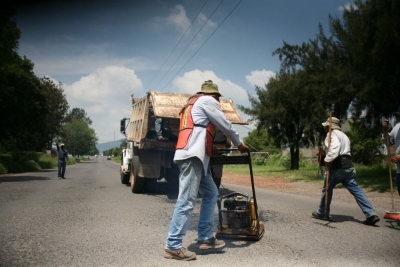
[0, 157, 399, 267]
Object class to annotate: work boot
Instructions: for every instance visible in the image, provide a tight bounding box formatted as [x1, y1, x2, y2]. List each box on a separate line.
[312, 211, 330, 221]
[197, 237, 225, 250]
[363, 215, 380, 226]
[164, 247, 196, 261]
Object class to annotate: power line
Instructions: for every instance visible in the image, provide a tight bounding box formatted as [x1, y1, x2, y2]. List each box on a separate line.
[161, 0, 243, 91]
[145, 0, 209, 91]
[154, 0, 225, 90]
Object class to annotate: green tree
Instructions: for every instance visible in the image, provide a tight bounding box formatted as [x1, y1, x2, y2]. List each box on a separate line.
[273, 0, 400, 134]
[239, 69, 325, 169]
[61, 119, 98, 156]
[0, 54, 47, 151]
[243, 128, 272, 152]
[329, 0, 400, 123]
[266, 0, 400, 165]
[346, 120, 383, 165]
[0, 8, 53, 151]
[65, 107, 93, 125]
[40, 77, 69, 150]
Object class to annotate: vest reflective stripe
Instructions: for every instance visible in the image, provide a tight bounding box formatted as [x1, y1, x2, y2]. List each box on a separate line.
[176, 96, 216, 156]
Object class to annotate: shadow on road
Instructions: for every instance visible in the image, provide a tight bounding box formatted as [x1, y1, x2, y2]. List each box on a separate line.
[0, 175, 52, 183]
[0, 169, 58, 183]
[146, 181, 238, 200]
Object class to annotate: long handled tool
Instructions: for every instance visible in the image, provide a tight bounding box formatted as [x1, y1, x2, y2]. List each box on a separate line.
[383, 126, 400, 221]
[324, 112, 333, 220]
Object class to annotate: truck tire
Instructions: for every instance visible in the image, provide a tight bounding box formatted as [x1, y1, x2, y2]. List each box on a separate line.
[131, 155, 145, 193]
[145, 178, 158, 193]
[121, 172, 129, 184]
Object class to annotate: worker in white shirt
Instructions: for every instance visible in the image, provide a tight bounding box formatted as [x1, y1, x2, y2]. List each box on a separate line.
[312, 117, 380, 226]
[164, 80, 249, 261]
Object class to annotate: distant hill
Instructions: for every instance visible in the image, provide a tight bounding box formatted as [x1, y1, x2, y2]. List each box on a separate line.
[96, 139, 125, 155]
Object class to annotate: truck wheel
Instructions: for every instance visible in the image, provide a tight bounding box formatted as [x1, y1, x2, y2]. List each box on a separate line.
[121, 172, 129, 184]
[145, 178, 158, 193]
[131, 155, 145, 193]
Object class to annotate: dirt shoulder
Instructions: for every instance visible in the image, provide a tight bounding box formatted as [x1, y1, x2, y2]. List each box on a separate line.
[221, 171, 398, 211]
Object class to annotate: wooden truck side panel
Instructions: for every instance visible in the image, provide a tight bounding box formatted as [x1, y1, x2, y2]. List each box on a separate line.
[127, 94, 149, 143]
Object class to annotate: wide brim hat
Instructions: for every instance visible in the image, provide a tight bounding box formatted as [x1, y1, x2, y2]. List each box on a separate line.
[197, 80, 223, 97]
[321, 117, 341, 130]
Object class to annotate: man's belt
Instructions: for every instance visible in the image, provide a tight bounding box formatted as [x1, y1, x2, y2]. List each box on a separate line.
[331, 155, 353, 170]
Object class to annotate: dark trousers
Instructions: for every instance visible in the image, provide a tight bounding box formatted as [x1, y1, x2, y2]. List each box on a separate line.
[58, 160, 66, 178]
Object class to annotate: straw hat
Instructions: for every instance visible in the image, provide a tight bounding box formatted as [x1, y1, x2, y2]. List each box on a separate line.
[60, 143, 65, 147]
[321, 117, 341, 130]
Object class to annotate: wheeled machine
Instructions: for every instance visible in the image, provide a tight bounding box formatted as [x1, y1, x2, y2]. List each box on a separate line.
[211, 149, 264, 241]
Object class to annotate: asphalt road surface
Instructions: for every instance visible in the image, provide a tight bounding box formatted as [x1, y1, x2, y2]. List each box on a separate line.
[0, 157, 399, 267]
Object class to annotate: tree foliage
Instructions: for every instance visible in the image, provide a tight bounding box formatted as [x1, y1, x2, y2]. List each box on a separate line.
[40, 77, 69, 150]
[239, 69, 326, 169]
[65, 107, 93, 125]
[0, 8, 99, 154]
[61, 119, 98, 156]
[243, 128, 273, 152]
[0, 53, 47, 151]
[242, 0, 400, 167]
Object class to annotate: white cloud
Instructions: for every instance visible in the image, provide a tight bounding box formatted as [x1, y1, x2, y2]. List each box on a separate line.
[155, 4, 191, 32]
[172, 69, 249, 107]
[196, 12, 217, 30]
[245, 69, 276, 88]
[153, 4, 216, 37]
[58, 67, 251, 143]
[338, 2, 358, 12]
[62, 66, 145, 143]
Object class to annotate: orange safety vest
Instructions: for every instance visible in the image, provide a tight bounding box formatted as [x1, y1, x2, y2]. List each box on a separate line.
[176, 94, 217, 156]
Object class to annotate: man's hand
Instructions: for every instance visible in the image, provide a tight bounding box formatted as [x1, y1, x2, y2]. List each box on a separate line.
[237, 143, 250, 154]
[382, 119, 389, 128]
[390, 154, 400, 163]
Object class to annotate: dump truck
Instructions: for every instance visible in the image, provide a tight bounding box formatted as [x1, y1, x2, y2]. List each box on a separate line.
[120, 90, 247, 194]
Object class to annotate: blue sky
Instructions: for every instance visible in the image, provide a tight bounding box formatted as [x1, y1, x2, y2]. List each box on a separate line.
[14, 0, 352, 143]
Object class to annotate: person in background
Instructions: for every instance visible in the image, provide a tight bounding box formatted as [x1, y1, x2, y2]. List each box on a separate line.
[56, 137, 69, 179]
[149, 100, 168, 141]
[382, 106, 400, 196]
[312, 117, 380, 226]
[164, 80, 249, 261]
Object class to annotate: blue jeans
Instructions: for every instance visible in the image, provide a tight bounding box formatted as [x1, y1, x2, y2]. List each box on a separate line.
[317, 167, 377, 218]
[58, 160, 66, 178]
[165, 157, 219, 250]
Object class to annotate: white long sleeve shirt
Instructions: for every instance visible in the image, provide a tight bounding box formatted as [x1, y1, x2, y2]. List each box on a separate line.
[388, 122, 400, 173]
[324, 129, 351, 163]
[173, 95, 242, 173]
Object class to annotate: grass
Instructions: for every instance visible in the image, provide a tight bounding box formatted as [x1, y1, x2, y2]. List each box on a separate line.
[0, 151, 79, 175]
[224, 161, 395, 192]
